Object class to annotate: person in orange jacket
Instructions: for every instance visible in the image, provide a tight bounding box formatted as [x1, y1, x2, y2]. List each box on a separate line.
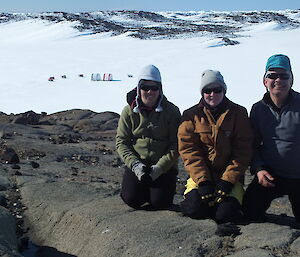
[178, 69, 253, 224]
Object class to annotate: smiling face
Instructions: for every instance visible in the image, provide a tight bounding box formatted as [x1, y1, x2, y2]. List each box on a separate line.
[202, 83, 225, 107]
[140, 80, 160, 108]
[263, 68, 292, 99]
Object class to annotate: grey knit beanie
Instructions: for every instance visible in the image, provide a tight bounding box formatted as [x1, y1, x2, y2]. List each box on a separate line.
[138, 64, 162, 82]
[200, 69, 227, 94]
[133, 65, 164, 113]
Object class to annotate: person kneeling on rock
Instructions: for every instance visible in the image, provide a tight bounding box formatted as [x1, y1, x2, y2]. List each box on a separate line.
[116, 65, 181, 210]
[178, 70, 253, 224]
[243, 54, 300, 223]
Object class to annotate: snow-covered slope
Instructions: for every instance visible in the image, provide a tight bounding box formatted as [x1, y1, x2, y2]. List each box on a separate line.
[0, 10, 300, 114]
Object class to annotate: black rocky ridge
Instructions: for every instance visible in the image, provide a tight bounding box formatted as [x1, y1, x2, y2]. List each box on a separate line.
[0, 9, 300, 39]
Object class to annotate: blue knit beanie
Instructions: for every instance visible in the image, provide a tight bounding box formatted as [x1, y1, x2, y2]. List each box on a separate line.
[265, 54, 292, 71]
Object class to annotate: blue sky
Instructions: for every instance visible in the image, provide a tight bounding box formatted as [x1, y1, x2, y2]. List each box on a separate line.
[0, 0, 299, 13]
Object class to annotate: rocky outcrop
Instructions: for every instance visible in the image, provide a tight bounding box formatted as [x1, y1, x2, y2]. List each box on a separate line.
[42, 109, 120, 133]
[0, 109, 300, 256]
[18, 177, 224, 257]
[14, 176, 300, 257]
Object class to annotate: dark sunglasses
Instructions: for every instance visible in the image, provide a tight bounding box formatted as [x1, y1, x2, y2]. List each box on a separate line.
[266, 73, 290, 80]
[202, 87, 223, 94]
[140, 85, 160, 91]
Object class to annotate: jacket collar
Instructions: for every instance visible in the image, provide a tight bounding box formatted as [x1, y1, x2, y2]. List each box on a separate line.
[262, 90, 294, 113]
[126, 87, 166, 113]
[199, 97, 230, 121]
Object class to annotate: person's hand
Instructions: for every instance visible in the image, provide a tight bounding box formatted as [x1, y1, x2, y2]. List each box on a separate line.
[131, 162, 146, 181]
[150, 165, 164, 181]
[257, 170, 275, 187]
[215, 179, 234, 204]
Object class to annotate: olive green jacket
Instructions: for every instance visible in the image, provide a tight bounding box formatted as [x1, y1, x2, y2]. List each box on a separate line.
[116, 96, 181, 172]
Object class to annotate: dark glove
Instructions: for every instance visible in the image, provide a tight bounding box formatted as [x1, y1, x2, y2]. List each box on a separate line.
[197, 181, 215, 207]
[215, 179, 234, 204]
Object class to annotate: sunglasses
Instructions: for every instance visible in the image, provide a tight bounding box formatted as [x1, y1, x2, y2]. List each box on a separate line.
[266, 73, 290, 80]
[140, 85, 160, 91]
[202, 87, 223, 94]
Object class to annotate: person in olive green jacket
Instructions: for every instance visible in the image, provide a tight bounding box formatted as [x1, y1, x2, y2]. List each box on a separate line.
[178, 70, 253, 224]
[116, 65, 181, 209]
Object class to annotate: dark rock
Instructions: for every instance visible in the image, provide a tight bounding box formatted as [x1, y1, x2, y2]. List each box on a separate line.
[11, 110, 41, 125]
[18, 236, 29, 252]
[73, 112, 120, 132]
[98, 144, 113, 155]
[111, 157, 122, 167]
[221, 37, 240, 45]
[56, 156, 64, 162]
[0, 131, 13, 139]
[11, 164, 20, 170]
[215, 222, 241, 237]
[0, 146, 20, 164]
[0, 111, 10, 124]
[18, 149, 46, 160]
[47, 134, 82, 144]
[90, 176, 106, 183]
[40, 109, 94, 128]
[71, 167, 78, 176]
[30, 161, 40, 168]
[15, 170, 22, 176]
[0, 194, 7, 207]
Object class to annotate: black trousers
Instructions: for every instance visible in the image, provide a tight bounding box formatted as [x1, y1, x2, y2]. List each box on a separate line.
[120, 166, 177, 210]
[243, 176, 300, 222]
[180, 189, 243, 224]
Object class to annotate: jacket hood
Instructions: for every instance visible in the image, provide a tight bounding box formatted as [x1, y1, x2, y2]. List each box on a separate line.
[126, 87, 166, 112]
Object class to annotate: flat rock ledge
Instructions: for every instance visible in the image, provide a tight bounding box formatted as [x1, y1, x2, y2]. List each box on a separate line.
[4, 176, 298, 257]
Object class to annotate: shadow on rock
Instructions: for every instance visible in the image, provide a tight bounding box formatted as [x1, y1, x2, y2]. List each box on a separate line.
[266, 213, 300, 229]
[131, 203, 181, 213]
[36, 246, 77, 257]
[22, 243, 77, 257]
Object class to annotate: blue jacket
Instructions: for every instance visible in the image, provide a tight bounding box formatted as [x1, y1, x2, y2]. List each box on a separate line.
[250, 90, 300, 178]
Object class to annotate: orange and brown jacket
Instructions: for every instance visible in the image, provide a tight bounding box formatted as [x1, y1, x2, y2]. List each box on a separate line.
[178, 99, 253, 186]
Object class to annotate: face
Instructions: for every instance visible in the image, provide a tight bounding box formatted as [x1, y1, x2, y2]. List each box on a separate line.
[263, 68, 292, 98]
[202, 83, 224, 107]
[140, 81, 160, 108]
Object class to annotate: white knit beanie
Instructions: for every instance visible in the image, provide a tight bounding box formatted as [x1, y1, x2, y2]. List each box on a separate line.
[200, 69, 227, 94]
[133, 65, 164, 113]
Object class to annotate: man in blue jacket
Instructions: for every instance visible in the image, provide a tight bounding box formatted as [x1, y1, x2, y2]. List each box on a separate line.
[243, 54, 300, 223]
